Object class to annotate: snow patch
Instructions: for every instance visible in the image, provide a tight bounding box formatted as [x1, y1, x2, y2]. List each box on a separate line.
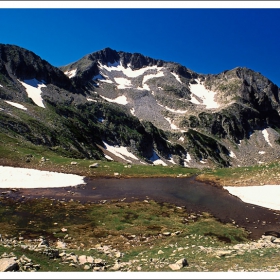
[98, 61, 164, 91]
[115, 77, 132, 89]
[171, 72, 182, 84]
[150, 150, 167, 166]
[189, 79, 219, 109]
[64, 69, 77, 78]
[165, 117, 179, 130]
[87, 98, 97, 102]
[104, 155, 114, 161]
[0, 84, 3, 87]
[224, 185, 280, 211]
[130, 108, 135, 116]
[259, 151, 266, 155]
[142, 84, 150, 91]
[184, 153, 192, 167]
[5, 101, 27, 110]
[99, 61, 160, 78]
[158, 103, 188, 114]
[142, 70, 164, 85]
[18, 79, 46, 108]
[185, 153, 191, 162]
[100, 95, 128, 105]
[262, 129, 273, 147]
[99, 79, 114, 84]
[103, 142, 138, 163]
[0, 166, 85, 188]
[167, 156, 176, 165]
[179, 136, 184, 142]
[229, 151, 237, 158]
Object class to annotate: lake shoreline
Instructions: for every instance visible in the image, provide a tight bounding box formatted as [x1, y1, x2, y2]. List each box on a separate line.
[1, 175, 280, 240]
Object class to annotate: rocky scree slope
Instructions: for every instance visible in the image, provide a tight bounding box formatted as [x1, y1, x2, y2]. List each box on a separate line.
[1, 44, 280, 168]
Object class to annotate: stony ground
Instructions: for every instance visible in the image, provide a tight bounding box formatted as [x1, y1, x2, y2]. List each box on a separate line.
[1, 232, 280, 273]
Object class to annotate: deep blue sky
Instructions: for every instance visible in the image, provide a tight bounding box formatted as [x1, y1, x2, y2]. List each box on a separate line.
[1, 3, 280, 86]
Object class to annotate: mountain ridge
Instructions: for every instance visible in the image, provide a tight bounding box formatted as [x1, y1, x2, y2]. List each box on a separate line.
[1, 44, 280, 169]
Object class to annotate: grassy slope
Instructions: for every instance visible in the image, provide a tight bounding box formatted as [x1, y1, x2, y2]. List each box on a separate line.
[0, 132, 199, 178]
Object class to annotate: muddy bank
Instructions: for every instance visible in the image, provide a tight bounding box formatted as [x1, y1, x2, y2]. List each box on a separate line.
[2, 176, 280, 240]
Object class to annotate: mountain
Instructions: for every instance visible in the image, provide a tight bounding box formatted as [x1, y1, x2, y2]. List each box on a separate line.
[1, 44, 280, 168]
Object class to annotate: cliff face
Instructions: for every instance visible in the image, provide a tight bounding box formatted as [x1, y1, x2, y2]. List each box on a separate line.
[1, 45, 280, 168]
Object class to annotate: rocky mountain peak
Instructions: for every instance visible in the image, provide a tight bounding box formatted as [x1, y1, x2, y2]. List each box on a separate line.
[1, 44, 280, 168]
[0, 44, 73, 90]
[88, 47, 120, 65]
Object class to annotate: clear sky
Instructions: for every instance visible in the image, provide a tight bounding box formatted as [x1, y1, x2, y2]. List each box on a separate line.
[1, 2, 280, 86]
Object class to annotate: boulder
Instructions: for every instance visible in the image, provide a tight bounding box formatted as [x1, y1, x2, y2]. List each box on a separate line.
[169, 258, 188, 270]
[89, 163, 99, 168]
[110, 263, 121, 271]
[169, 263, 181, 271]
[94, 258, 105, 265]
[38, 238, 49, 248]
[0, 258, 19, 272]
[56, 241, 67, 249]
[215, 250, 234, 257]
[272, 238, 280, 244]
[78, 255, 88, 265]
[43, 248, 60, 259]
[176, 258, 188, 268]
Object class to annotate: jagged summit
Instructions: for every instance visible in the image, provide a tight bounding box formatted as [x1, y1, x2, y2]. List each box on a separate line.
[1, 44, 280, 168]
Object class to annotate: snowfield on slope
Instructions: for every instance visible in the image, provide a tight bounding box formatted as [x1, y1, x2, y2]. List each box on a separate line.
[189, 79, 219, 109]
[0, 166, 85, 188]
[100, 95, 128, 105]
[262, 128, 273, 147]
[98, 61, 160, 78]
[18, 78, 46, 108]
[103, 142, 139, 163]
[4, 101, 27, 110]
[64, 69, 77, 78]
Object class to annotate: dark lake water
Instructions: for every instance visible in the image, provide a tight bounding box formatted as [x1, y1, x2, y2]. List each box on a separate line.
[9, 176, 280, 239]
